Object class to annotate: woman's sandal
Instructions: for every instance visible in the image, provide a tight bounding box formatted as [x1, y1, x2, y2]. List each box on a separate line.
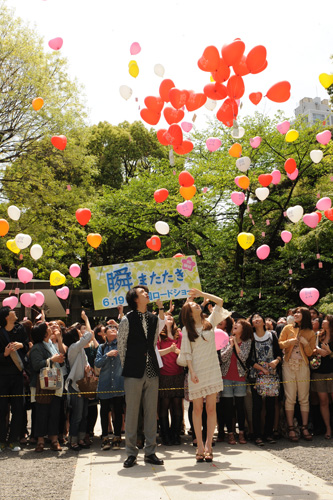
[325, 434, 331, 440]
[228, 432, 237, 445]
[238, 432, 247, 445]
[195, 449, 205, 463]
[34, 442, 44, 453]
[204, 451, 213, 462]
[300, 425, 312, 441]
[288, 426, 299, 443]
[70, 443, 81, 452]
[255, 438, 264, 447]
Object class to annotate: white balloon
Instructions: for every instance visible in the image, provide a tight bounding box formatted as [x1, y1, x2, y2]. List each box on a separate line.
[30, 244, 43, 260]
[119, 85, 132, 101]
[286, 205, 304, 223]
[15, 233, 32, 250]
[155, 221, 169, 235]
[7, 205, 21, 221]
[310, 150, 323, 164]
[231, 126, 245, 139]
[204, 98, 216, 111]
[236, 156, 251, 172]
[154, 64, 165, 77]
[255, 187, 269, 201]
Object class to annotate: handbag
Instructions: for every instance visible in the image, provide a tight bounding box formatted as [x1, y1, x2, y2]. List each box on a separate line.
[39, 359, 62, 391]
[77, 375, 98, 399]
[309, 334, 321, 370]
[35, 375, 55, 404]
[176, 351, 188, 367]
[255, 363, 280, 397]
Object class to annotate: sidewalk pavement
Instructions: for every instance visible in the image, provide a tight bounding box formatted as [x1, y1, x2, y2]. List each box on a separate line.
[70, 436, 333, 500]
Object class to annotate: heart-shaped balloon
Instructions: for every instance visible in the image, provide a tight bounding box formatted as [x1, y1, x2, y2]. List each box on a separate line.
[285, 129, 299, 143]
[281, 231, 292, 243]
[271, 170, 281, 184]
[30, 244, 43, 261]
[266, 81, 291, 103]
[214, 328, 230, 350]
[156, 129, 169, 146]
[7, 205, 21, 221]
[234, 176, 241, 188]
[299, 287, 319, 306]
[324, 208, 333, 221]
[287, 168, 299, 180]
[20, 293, 36, 308]
[231, 192, 245, 206]
[119, 85, 132, 101]
[276, 120, 290, 134]
[76, 208, 91, 226]
[56, 286, 70, 300]
[235, 156, 250, 172]
[250, 136, 261, 148]
[255, 187, 269, 201]
[176, 200, 193, 217]
[186, 91, 207, 112]
[69, 264, 81, 278]
[258, 174, 273, 187]
[50, 270, 66, 286]
[48, 37, 63, 50]
[169, 88, 189, 109]
[316, 197, 331, 211]
[154, 64, 165, 78]
[0, 280, 6, 292]
[204, 98, 217, 111]
[286, 205, 304, 223]
[155, 221, 169, 235]
[32, 97, 44, 111]
[284, 158, 297, 174]
[0, 219, 9, 237]
[181, 122, 193, 133]
[159, 79, 175, 102]
[3, 296, 18, 309]
[15, 233, 32, 250]
[154, 188, 169, 203]
[87, 233, 102, 249]
[310, 150, 323, 164]
[256, 244, 270, 260]
[163, 124, 183, 146]
[319, 73, 333, 89]
[197, 46, 220, 72]
[316, 211, 322, 222]
[180, 185, 196, 200]
[303, 213, 319, 228]
[144, 96, 164, 113]
[206, 137, 221, 152]
[34, 291, 45, 307]
[18, 267, 33, 284]
[237, 232, 255, 250]
[238, 176, 250, 190]
[249, 92, 262, 105]
[227, 75, 245, 100]
[173, 140, 193, 155]
[211, 57, 231, 83]
[316, 130, 331, 145]
[179, 171, 194, 187]
[163, 107, 184, 125]
[51, 135, 67, 150]
[140, 108, 160, 125]
[229, 143, 242, 158]
[231, 126, 245, 139]
[146, 235, 161, 252]
[6, 239, 20, 254]
[130, 42, 141, 55]
[203, 83, 227, 101]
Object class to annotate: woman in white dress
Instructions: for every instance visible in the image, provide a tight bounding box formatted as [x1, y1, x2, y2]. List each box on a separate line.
[180, 288, 230, 462]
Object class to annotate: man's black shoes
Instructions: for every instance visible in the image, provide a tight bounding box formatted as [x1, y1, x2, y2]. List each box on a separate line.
[144, 453, 164, 465]
[123, 455, 137, 468]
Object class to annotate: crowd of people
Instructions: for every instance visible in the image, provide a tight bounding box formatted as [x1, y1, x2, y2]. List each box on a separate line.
[0, 287, 332, 467]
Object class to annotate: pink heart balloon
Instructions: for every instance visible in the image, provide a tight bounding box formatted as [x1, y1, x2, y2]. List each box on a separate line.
[34, 291, 45, 307]
[0, 280, 6, 292]
[256, 244, 270, 260]
[56, 286, 70, 300]
[299, 287, 319, 306]
[250, 136, 261, 148]
[214, 329, 229, 350]
[303, 213, 319, 228]
[234, 176, 241, 188]
[316, 130, 331, 145]
[271, 169, 281, 184]
[130, 42, 141, 55]
[206, 137, 222, 152]
[20, 293, 36, 308]
[316, 197, 331, 211]
[276, 120, 290, 134]
[3, 296, 18, 309]
[181, 122, 193, 133]
[202, 187, 208, 193]
[69, 264, 81, 278]
[281, 230, 292, 243]
[17, 267, 33, 284]
[48, 37, 63, 50]
[231, 192, 245, 206]
[287, 168, 299, 180]
[176, 200, 193, 217]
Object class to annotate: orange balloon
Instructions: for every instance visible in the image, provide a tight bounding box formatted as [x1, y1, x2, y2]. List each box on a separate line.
[32, 97, 44, 111]
[227, 75, 245, 99]
[222, 39, 245, 67]
[246, 45, 267, 74]
[180, 185, 196, 200]
[229, 143, 242, 158]
[266, 81, 291, 103]
[0, 219, 9, 237]
[87, 233, 102, 249]
[238, 176, 250, 190]
[216, 98, 238, 127]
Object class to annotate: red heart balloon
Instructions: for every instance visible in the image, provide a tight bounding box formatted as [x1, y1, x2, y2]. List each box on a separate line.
[179, 171, 194, 187]
[316, 211, 322, 222]
[51, 135, 67, 151]
[186, 91, 207, 112]
[76, 208, 91, 226]
[146, 235, 161, 252]
[159, 79, 175, 102]
[222, 39, 245, 67]
[203, 83, 227, 100]
[163, 107, 185, 125]
[246, 45, 267, 73]
[284, 158, 297, 174]
[163, 124, 183, 146]
[216, 98, 238, 127]
[156, 129, 169, 145]
[211, 57, 230, 83]
[252, 60, 268, 74]
[169, 88, 189, 109]
[173, 140, 193, 155]
[144, 96, 164, 113]
[197, 45, 220, 72]
[154, 188, 169, 203]
[249, 92, 263, 105]
[258, 174, 273, 187]
[324, 208, 333, 221]
[266, 81, 291, 103]
[232, 55, 250, 76]
[227, 75, 245, 99]
[140, 108, 161, 125]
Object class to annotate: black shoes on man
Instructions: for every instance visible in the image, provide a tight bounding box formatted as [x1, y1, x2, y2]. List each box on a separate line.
[123, 453, 164, 468]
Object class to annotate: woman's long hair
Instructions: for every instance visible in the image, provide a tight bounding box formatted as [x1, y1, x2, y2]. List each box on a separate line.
[295, 307, 312, 330]
[319, 314, 333, 343]
[159, 315, 180, 341]
[181, 303, 212, 342]
[237, 319, 254, 341]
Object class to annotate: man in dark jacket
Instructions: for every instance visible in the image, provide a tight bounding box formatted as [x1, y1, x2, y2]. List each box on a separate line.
[118, 286, 165, 468]
[0, 306, 29, 451]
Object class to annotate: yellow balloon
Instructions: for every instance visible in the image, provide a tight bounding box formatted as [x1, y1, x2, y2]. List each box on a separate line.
[237, 232, 255, 250]
[285, 129, 299, 143]
[319, 73, 333, 89]
[180, 185, 196, 200]
[129, 62, 139, 78]
[50, 270, 66, 286]
[210, 75, 215, 82]
[6, 239, 20, 254]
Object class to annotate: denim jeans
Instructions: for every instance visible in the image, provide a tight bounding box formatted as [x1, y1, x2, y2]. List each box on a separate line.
[68, 384, 88, 442]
